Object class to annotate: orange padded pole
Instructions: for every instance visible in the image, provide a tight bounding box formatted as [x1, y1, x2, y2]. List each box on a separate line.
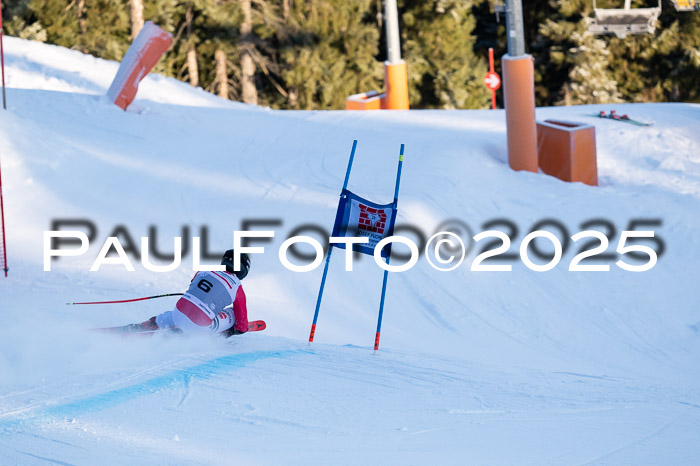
[383, 61, 409, 110]
[502, 55, 538, 172]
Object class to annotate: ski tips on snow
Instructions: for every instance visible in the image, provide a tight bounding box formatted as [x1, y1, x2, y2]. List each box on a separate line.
[588, 110, 653, 127]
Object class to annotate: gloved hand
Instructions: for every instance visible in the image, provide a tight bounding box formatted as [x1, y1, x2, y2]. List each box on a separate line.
[220, 327, 244, 338]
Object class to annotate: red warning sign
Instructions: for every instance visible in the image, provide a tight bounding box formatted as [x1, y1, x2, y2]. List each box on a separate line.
[484, 72, 501, 91]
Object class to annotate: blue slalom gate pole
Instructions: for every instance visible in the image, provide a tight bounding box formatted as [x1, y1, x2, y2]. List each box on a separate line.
[309, 250, 332, 343]
[309, 140, 358, 344]
[374, 144, 405, 352]
[342, 140, 358, 191]
[374, 262, 390, 351]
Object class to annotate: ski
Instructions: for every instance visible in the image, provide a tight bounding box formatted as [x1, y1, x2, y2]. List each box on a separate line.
[587, 110, 653, 127]
[248, 320, 266, 331]
[93, 319, 266, 335]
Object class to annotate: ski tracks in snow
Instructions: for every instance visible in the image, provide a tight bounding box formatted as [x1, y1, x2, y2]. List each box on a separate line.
[1, 338, 699, 464]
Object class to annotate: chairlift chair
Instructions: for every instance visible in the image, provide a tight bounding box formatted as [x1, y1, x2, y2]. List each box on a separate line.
[587, 0, 662, 38]
[493, 0, 506, 22]
[671, 0, 700, 11]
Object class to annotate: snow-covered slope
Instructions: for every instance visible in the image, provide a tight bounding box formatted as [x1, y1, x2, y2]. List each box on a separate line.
[0, 36, 699, 465]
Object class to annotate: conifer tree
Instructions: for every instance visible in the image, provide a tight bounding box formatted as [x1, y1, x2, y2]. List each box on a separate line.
[605, 3, 700, 103]
[4, 0, 697, 108]
[275, 0, 382, 109]
[130, 0, 144, 39]
[240, 0, 258, 104]
[21, 0, 130, 60]
[538, 17, 622, 104]
[400, 0, 490, 109]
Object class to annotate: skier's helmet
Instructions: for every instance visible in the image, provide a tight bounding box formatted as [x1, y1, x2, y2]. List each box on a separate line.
[221, 249, 251, 280]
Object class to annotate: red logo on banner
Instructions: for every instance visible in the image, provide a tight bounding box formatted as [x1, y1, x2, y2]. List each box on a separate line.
[358, 204, 387, 234]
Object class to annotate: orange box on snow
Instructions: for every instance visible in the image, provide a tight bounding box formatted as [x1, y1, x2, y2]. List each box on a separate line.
[537, 119, 598, 186]
[346, 90, 383, 110]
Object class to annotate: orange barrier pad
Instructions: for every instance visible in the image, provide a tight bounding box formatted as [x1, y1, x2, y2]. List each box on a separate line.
[502, 55, 538, 173]
[537, 119, 598, 186]
[106, 22, 173, 110]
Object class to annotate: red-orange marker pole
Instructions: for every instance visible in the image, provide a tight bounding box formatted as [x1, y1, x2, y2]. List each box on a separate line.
[489, 48, 496, 110]
[483, 49, 501, 110]
[0, 150, 7, 276]
[1, 0, 7, 110]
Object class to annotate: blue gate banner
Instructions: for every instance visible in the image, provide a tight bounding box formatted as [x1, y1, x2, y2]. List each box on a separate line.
[331, 189, 397, 258]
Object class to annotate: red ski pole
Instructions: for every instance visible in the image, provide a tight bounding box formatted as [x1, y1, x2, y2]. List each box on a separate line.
[66, 293, 183, 305]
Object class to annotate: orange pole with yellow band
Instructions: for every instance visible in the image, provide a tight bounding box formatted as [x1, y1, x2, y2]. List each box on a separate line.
[383, 61, 409, 110]
[346, 0, 409, 110]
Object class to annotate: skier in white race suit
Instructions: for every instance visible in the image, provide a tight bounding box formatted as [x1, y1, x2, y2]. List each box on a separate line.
[133, 249, 250, 338]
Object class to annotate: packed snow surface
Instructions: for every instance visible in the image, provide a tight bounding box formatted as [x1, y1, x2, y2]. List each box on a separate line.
[1, 36, 699, 465]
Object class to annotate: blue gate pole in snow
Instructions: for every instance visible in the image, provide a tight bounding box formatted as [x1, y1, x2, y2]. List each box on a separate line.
[308, 140, 358, 344]
[374, 144, 404, 351]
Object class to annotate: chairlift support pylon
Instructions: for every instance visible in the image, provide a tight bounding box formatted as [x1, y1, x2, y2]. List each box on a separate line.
[587, 0, 661, 38]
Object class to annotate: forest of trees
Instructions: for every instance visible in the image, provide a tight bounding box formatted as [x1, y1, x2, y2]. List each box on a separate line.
[2, 0, 699, 109]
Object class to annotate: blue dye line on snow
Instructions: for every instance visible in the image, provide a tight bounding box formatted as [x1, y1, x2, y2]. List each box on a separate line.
[0, 349, 302, 430]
